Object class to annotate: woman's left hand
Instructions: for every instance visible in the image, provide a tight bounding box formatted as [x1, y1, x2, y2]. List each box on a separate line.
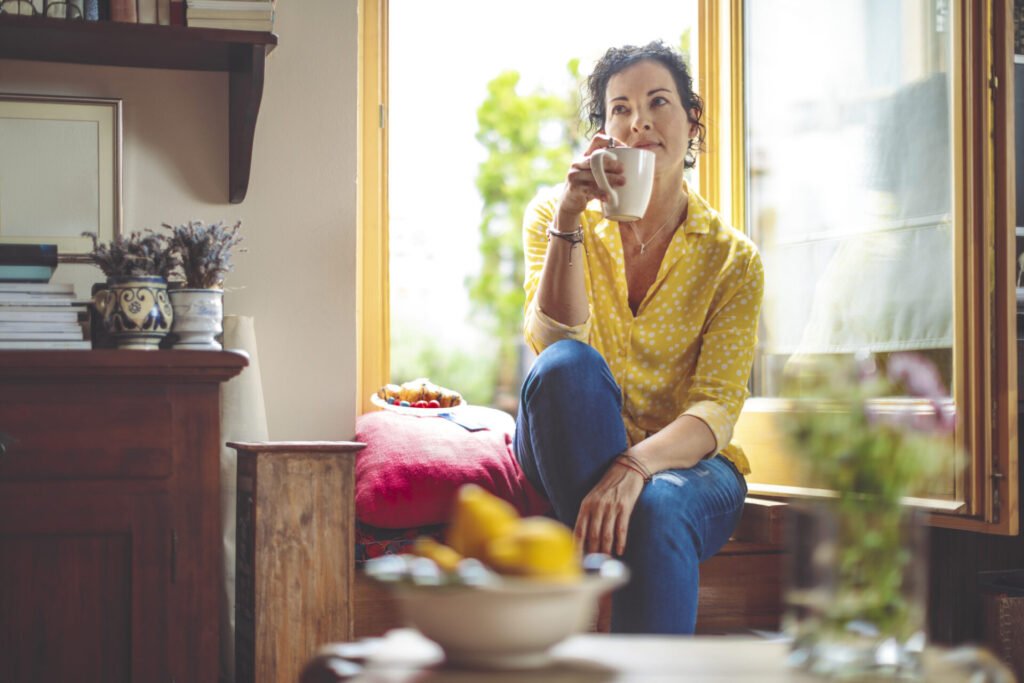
[574, 457, 646, 556]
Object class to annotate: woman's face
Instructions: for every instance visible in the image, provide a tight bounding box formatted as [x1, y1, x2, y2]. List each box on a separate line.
[603, 59, 694, 176]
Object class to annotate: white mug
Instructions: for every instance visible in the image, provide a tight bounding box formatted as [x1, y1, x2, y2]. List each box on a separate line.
[590, 146, 656, 222]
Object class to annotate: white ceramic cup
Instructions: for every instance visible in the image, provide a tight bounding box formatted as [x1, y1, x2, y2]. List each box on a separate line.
[590, 146, 656, 222]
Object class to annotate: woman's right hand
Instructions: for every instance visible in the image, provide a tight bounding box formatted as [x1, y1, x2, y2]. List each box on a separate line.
[556, 134, 625, 226]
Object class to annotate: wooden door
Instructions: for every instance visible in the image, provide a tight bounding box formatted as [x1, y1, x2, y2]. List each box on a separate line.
[0, 492, 170, 683]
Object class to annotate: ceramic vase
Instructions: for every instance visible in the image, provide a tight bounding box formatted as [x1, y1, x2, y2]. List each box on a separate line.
[168, 288, 224, 350]
[93, 276, 173, 350]
[784, 500, 929, 678]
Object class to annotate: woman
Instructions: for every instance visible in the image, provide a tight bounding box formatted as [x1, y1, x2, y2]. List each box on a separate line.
[514, 41, 764, 634]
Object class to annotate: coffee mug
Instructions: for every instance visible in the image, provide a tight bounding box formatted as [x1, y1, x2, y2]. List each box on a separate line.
[590, 146, 656, 222]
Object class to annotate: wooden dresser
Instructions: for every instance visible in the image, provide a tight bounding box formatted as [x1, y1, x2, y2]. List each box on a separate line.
[0, 350, 247, 683]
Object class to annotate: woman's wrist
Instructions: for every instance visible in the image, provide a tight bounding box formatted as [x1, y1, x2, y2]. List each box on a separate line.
[614, 451, 653, 483]
[553, 209, 582, 234]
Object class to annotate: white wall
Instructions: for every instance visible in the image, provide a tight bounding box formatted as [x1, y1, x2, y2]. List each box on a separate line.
[0, 0, 360, 440]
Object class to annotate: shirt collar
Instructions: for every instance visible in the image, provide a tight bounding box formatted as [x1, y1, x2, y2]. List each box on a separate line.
[586, 182, 712, 241]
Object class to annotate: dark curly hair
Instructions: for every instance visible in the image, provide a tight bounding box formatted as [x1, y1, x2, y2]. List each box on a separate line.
[583, 41, 706, 169]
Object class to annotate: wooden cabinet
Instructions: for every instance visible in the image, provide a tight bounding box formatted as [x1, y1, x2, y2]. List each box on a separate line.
[0, 350, 246, 683]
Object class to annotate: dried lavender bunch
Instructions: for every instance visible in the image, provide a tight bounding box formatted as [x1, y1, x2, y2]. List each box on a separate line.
[83, 230, 177, 282]
[163, 220, 245, 289]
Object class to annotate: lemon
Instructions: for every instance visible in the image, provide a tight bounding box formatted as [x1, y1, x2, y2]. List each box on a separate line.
[446, 484, 520, 560]
[411, 537, 463, 572]
[486, 516, 581, 579]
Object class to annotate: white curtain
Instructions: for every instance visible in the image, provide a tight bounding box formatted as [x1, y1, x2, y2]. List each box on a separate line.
[746, 0, 954, 384]
[219, 315, 269, 682]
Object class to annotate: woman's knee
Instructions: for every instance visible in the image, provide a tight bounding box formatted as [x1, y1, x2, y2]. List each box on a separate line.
[628, 479, 700, 546]
[523, 340, 613, 401]
[533, 340, 603, 379]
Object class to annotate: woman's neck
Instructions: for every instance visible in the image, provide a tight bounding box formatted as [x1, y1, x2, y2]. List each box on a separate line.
[633, 170, 688, 238]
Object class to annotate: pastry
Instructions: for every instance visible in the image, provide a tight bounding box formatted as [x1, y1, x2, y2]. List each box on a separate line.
[379, 378, 462, 408]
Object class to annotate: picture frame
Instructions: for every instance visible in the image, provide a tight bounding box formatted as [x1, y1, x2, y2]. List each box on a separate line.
[0, 93, 122, 263]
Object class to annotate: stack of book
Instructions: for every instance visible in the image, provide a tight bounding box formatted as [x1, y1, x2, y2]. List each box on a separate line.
[0, 244, 91, 350]
[186, 0, 274, 31]
[0, 282, 91, 350]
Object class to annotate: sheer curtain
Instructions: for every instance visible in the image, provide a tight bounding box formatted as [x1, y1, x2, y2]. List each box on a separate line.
[745, 0, 954, 395]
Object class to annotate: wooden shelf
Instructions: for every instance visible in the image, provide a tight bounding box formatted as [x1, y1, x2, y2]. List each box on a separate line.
[0, 15, 277, 203]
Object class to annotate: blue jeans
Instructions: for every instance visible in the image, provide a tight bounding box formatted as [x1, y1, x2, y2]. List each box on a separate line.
[514, 340, 747, 634]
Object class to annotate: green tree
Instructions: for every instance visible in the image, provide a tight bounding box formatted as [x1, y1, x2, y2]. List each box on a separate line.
[467, 68, 580, 406]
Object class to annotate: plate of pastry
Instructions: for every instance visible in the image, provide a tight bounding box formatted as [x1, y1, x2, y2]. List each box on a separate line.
[372, 378, 465, 415]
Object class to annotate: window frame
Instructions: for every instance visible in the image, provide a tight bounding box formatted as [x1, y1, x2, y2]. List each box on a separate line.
[730, 0, 1019, 534]
[358, 0, 1018, 534]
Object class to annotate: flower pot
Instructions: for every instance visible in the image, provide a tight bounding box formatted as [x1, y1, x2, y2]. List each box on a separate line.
[784, 500, 929, 678]
[168, 288, 223, 350]
[92, 276, 173, 350]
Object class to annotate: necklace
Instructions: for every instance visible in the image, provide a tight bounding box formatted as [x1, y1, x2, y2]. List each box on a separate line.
[628, 193, 687, 255]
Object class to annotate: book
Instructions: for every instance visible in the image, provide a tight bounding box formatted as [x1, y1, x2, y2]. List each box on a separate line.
[0, 330, 84, 340]
[83, 0, 99, 20]
[138, 0, 158, 23]
[0, 294, 83, 306]
[0, 320, 85, 333]
[187, 17, 273, 30]
[0, 282, 75, 294]
[187, 0, 273, 9]
[110, 0, 137, 22]
[0, 307, 86, 323]
[186, 7, 272, 20]
[170, 0, 185, 24]
[0, 244, 58, 266]
[0, 264, 56, 283]
[158, 0, 170, 24]
[0, 340, 91, 350]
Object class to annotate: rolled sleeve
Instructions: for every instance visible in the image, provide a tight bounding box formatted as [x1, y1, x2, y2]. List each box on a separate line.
[524, 301, 592, 353]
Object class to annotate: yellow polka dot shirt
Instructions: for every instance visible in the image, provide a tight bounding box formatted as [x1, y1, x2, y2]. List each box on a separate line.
[523, 184, 764, 475]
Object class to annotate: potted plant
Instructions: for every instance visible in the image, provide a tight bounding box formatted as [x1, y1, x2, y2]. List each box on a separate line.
[163, 220, 245, 350]
[780, 351, 955, 678]
[84, 230, 176, 350]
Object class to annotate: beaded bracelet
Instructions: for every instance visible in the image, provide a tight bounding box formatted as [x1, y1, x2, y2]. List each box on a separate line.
[546, 225, 585, 266]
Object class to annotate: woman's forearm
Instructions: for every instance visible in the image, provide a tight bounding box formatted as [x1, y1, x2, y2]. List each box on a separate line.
[535, 210, 590, 326]
[628, 414, 717, 474]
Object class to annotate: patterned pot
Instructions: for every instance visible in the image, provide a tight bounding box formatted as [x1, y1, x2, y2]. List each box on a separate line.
[168, 288, 223, 350]
[93, 276, 173, 350]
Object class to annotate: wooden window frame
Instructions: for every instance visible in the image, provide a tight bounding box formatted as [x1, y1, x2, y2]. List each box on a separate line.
[730, 0, 1019, 535]
[358, 0, 1018, 534]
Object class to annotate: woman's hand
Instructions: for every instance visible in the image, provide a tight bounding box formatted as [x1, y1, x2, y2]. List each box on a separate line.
[574, 456, 646, 556]
[556, 134, 625, 226]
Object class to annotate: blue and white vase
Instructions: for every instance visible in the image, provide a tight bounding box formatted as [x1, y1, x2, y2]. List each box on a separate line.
[93, 276, 173, 350]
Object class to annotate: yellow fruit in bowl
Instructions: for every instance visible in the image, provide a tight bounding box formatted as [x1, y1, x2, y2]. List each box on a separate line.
[486, 516, 582, 580]
[446, 484, 520, 560]
[412, 537, 463, 572]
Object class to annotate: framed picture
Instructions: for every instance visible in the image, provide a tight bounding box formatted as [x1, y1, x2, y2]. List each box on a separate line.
[0, 93, 122, 263]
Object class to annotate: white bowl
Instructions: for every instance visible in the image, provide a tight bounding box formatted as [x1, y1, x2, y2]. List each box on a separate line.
[370, 557, 628, 669]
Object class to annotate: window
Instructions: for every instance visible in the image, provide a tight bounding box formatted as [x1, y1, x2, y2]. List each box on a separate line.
[359, 0, 1017, 533]
[384, 0, 700, 410]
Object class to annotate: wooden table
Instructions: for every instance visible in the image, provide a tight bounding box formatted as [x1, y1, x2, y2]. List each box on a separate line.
[301, 628, 1012, 682]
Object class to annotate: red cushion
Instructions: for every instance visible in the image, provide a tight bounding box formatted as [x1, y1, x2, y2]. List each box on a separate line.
[354, 408, 550, 528]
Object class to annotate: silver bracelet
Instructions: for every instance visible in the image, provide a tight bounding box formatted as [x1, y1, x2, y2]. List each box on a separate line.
[546, 225, 585, 266]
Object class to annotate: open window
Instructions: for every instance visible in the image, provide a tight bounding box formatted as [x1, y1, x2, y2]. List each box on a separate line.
[358, 0, 1018, 534]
